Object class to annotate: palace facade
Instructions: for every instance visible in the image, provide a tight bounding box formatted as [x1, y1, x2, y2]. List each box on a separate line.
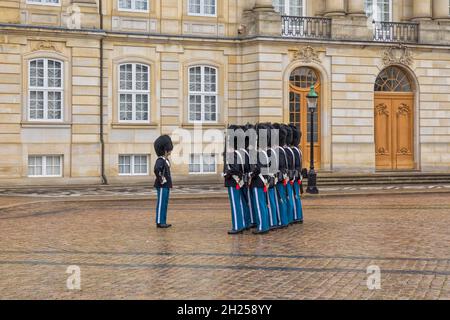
[0, 0, 450, 185]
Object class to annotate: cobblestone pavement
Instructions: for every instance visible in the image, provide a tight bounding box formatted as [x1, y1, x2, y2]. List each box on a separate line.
[1, 183, 450, 199]
[1, 193, 450, 299]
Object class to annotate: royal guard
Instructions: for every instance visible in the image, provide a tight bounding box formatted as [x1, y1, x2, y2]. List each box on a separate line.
[272, 123, 289, 228]
[249, 124, 271, 234]
[265, 123, 281, 230]
[283, 124, 296, 225]
[154, 135, 174, 229]
[237, 124, 253, 230]
[224, 125, 246, 235]
[289, 124, 304, 224]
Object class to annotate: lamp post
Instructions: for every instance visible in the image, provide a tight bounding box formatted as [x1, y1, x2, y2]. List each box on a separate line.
[306, 85, 319, 194]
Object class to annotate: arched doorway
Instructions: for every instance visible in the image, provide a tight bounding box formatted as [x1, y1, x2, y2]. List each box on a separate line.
[289, 67, 321, 169]
[374, 66, 415, 170]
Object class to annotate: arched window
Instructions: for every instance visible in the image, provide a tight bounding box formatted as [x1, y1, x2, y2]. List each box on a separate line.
[274, 0, 305, 16]
[118, 63, 150, 122]
[289, 67, 318, 89]
[28, 58, 63, 121]
[365, 0, 392, 22]
[188, 66, 218, 123]
[375, 67, 412, 92]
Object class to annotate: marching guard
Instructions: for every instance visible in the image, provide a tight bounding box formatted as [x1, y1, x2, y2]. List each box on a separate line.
[223, 122, 307, 235]
[289, 125, 304, 224]
[154, 135, 174, 228]
[224, 125, 247, 234]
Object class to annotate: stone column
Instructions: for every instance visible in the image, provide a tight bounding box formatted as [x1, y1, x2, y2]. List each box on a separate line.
[433, 0, 450, 20]
[348, 0, 366, 16]
[412, 0, 432, 20]
[324, 0, 346, 16]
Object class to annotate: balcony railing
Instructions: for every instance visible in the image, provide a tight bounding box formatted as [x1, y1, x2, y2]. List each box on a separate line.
[373, 21, 419, 43]
[282, 16, 332, 39]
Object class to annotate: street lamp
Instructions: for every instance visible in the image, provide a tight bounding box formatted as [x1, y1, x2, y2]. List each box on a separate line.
[306, 85, 319, 194]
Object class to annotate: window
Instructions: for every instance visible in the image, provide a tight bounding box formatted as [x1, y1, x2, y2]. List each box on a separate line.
[118, 0, 149, 11]
[188, 66, 218, 123]
[274, 0, 304, 16]
[119, 155, 148, 175]
[188, 0, 216, 16]
[118, 63, 150, 122]
[375, 67, 412, 92]
[28, 155, 62, 177]
[365, 0, 391, 22]
[28, 59, 63, 121]
[27, 0, 60, 5]
[189, 154, 216, 174]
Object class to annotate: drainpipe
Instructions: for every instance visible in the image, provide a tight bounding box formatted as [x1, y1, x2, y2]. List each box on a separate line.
[99, 0, 107, 185]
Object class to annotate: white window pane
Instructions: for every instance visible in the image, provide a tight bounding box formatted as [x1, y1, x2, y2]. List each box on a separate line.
[119, 94, 133, 121]
[119, 0, 132, 9]
[189, 0, 201, 14]
[204, 67, 217, 92]
[189, 67, 202, 92]
[204, 0, 216, 15]
[135, 0, 148, 11]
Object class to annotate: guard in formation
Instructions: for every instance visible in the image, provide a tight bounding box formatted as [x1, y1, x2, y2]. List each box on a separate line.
[223, 123, 305, 235]
[154, 134, 174, 229]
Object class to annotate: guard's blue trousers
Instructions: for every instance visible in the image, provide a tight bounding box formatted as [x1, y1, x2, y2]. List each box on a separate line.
[293, 181, 304, 222]
[227, 187, 246, 231]
[251, 187, 270, 232]
[240, 186, 253, 228]
[286, 183, 295, 224]
[275, 182, 289, 226]
[267, 187, 279, 228]
[156, 187, 170, 225]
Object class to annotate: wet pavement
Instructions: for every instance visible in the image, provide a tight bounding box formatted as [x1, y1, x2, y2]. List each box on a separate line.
[0, 193, 450, 299]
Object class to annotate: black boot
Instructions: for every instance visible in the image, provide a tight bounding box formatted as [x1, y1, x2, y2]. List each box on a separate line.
[252, 229, 269, 235]
[157, 224, 172, 228]
[228, 229, 244, 235]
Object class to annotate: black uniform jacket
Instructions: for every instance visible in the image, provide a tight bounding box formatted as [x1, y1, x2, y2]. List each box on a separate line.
[224, 151, 243, 188]
[154, 157, 172, 188]
[292, 146, 302, 179]
[274, 146, 288, 182]
[250, 149, 270, 189]
[284, 146, 296, 180]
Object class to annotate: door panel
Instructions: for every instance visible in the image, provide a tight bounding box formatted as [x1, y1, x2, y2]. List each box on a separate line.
[375, 93, 414, 170]
[394, 98, 414, 169]
[375, 98, 392, 170]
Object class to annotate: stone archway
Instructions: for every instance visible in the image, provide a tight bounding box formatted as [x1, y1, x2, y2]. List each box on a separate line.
[289, 66, 321, 169]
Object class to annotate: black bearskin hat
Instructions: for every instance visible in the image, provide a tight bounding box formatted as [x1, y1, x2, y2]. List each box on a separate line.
[289, 124, 301, 146]
[154, 135, 173, 157]
[245, 123, 256, 150]
[226, 124, 240, 150]
[272, 123, 287, 147]
[283, 124, 293, 146]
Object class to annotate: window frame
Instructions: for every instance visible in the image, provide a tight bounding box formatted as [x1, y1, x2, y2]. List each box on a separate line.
[188, 153, 217, 175]
[273, 0, 306, 17]
[26, 0, 61, 6]
[118, 63, 151, 124]
[188, 65, 218, 124]
[28, 58, 64, 122]
[117, 0, 150, 13]
[28, 155, 63, 178]
[118, 154, 149, 176]
[188, 0, 217, 17]
[365, 0, 392, 22]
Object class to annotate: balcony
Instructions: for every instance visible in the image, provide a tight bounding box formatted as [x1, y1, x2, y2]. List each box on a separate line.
[373, 21, 419, 43]
[281, 16, 332, 40]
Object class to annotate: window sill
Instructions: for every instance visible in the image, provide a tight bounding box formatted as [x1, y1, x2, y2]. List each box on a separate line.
[181, 123, 225, 129]
[21, 122, 71, 128]
[112, 122, 159, 129]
